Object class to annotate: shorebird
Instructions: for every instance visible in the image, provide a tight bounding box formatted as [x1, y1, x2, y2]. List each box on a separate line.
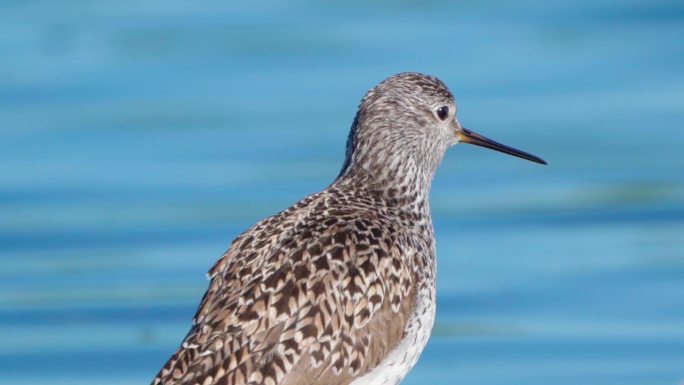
[151, 72, 546, 385]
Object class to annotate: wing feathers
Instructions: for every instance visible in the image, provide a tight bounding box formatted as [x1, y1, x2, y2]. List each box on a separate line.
[152, 198, 418, 385]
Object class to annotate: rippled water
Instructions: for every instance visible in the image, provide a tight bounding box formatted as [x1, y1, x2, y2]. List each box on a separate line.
[2, 1, 684, 384]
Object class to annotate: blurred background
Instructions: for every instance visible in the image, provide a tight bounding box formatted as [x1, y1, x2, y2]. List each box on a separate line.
[2, 0, 684, 384]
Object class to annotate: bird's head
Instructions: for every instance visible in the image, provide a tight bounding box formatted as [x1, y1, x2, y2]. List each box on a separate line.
[338, 73, 545, 188]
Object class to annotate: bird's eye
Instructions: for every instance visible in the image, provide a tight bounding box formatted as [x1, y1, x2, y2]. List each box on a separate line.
[436, 106, 449, 121]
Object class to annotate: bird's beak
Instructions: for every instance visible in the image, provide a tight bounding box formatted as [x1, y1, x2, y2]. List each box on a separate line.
[457, 127, 547, 165]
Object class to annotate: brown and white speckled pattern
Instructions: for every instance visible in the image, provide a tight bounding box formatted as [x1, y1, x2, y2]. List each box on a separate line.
[152, 73, 461, 385]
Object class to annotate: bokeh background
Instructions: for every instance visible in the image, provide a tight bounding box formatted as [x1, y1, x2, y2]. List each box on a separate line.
[2, 1, 684, 384]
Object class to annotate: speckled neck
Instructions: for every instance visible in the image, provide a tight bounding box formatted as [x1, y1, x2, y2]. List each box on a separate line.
[333, 110, 445, 213]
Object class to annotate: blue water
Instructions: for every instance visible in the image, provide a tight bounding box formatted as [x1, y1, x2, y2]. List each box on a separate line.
[2, 1, 684, 384]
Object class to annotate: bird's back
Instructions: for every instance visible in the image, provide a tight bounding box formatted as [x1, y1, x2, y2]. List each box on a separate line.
[152, 185, 436, 385]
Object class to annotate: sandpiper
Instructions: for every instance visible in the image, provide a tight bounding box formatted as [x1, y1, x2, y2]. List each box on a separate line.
[151, 72, 546, 385]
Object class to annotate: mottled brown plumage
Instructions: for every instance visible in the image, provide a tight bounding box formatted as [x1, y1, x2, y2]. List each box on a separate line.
[151, 72, 545, 385]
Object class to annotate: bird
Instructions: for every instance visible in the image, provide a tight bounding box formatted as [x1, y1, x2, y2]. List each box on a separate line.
[151, 72, 546, 385]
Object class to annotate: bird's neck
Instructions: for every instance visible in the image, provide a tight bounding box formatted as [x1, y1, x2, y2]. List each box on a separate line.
[333, 112, 446, 214]
[333, 152, 434, 216]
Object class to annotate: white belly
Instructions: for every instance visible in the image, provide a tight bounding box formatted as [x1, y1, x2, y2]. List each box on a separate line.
[350, 285, 436, 385]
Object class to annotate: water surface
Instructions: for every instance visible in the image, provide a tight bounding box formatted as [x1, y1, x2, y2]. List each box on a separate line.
[1, 1, 683, 384]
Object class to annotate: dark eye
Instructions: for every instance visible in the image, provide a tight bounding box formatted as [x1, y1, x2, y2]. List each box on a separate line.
[436, 106, 449, 121]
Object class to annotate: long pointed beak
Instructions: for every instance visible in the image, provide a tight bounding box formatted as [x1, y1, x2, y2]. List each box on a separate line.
[458, 127, 547, 165]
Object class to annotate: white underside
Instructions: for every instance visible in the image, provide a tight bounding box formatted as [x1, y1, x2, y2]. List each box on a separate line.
[350, 285, 436, 385]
